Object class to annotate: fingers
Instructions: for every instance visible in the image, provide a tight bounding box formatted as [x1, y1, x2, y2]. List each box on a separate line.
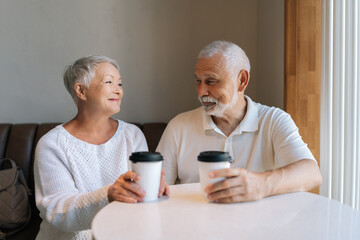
[110, 191, 139, 203]
[205, 175, 242, 194]
[158, 182, 170, 197]
[208, 168, 246, 179]
[119, 172, 145, 196]
[211, 194, 246, 203]
[119, 182, 145, 199]
[111, 170, 171, 203]
[158, 173, 166, 197]
[158, 169, 170, 197]
[123, 171, 140, 182]
[109, 171, 146, 203]
[207, 186, 246, 202]
[164, 183, 170, 196]
[205, 168, 246, 195]
[205, 168, 246, 202]
[205, 169, 267, 203]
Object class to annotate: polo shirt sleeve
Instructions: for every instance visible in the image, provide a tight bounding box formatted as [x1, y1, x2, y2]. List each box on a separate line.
[271, 110, 316, 167]
[156, 120, 179, 185]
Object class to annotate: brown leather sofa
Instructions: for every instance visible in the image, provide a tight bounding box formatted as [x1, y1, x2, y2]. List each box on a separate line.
[0, 122, 167, 240]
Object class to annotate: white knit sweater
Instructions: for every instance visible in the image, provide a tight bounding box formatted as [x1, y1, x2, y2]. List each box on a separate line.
[34, 120, 147, 240]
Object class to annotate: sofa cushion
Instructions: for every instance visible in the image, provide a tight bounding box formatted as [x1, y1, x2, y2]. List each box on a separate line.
[142, 123, 167, 152]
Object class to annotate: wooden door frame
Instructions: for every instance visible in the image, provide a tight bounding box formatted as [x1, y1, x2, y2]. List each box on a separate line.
[284, 0, 321, 193]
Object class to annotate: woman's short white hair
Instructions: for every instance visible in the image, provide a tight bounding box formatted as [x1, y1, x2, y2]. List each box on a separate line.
[198, 40, 251, 78]
[63, 55, 120, 103]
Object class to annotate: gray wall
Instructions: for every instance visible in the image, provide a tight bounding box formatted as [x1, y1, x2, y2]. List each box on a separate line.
[257, 0, 284, 108]
[0, 0, 283, 124]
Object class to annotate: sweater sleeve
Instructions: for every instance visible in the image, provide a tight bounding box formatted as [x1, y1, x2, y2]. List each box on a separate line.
[130, 124, 148, 152]
[34, 135, 109, 232]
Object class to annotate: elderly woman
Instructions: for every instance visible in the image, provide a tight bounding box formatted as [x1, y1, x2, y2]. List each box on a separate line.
[34, 56, 169, 240]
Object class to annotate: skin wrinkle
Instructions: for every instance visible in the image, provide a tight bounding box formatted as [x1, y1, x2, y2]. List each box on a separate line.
[193, 47, 322, 203]
[195, 53, 243, 122]
[65, 61, 169, 203]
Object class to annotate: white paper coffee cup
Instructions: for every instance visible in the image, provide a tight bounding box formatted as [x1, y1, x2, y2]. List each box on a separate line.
[198, 151, 232, 195]
[130, 152, 163, 202]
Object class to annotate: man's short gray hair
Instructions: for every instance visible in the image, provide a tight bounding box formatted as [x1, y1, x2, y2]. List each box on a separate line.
[198, 41, 251, 78]
[63, 55, 120, 103]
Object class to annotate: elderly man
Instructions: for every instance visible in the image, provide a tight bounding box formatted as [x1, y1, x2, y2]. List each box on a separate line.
[156, 40, 322, 203]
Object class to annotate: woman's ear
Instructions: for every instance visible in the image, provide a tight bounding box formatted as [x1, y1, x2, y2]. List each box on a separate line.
[237, 70, 250, 92]
[74, 83, 87, 101]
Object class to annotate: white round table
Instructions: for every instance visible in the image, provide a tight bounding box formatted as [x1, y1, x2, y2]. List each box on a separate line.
[92, 183, 360, 240]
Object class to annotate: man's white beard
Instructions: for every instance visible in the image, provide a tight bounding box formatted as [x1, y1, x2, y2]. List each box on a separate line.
[198, 94, 238, 118]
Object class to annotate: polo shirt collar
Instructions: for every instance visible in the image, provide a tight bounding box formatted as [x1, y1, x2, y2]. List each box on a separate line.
[203, 109, 217, 131]
[202, 95, 258, 136]
[234, 95, 259, 134]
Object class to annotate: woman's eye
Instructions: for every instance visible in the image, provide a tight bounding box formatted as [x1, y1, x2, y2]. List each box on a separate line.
[105, 81, 112, 84]
[118, 83, 122, 87]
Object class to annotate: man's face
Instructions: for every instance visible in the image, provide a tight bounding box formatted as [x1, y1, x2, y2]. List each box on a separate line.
[194, 54, 238, 117]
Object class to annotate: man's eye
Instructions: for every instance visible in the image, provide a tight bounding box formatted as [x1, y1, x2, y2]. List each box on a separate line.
[206, 80, 217, 85]
[196, 80, 201, 84]
[105, 81, 112, 84]
[118, 83, 122, 87]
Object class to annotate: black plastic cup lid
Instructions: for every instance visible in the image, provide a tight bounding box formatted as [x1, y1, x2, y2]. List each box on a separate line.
[129, 151, 163, 163]
[197, 151, 233, 163]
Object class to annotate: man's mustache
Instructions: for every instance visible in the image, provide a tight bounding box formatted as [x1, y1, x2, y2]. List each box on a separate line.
[199, 96, 218, 104]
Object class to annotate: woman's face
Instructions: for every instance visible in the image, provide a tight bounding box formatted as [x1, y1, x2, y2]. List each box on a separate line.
[84, 62, 123, 116]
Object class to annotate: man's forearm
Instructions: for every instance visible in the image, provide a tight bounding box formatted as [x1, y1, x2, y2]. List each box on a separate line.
[264, 159, 322, 197]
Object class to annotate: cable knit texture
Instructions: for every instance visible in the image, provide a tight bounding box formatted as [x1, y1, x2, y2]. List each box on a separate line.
[34, 120, 147, 240]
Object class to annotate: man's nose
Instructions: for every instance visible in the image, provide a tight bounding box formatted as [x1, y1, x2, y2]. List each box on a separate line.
[197, 83, 209, 96]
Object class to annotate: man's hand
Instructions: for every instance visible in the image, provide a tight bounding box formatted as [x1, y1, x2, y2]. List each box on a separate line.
[108, 171, 146, 203]
[204, 159, 322, 203]
[204, 168, 269, 203]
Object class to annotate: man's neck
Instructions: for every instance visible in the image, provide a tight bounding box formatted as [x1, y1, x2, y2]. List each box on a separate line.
[212, 96, 247, 137]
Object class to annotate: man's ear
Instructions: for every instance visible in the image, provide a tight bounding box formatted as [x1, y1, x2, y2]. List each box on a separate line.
[237, 70, 250, 92]
[74, 83, 87, 101]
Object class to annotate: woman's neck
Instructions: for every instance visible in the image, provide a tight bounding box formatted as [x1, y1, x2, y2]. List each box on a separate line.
[63, 114, 118, 145]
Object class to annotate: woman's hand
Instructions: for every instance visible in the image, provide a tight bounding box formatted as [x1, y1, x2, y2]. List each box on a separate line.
[158, 169, 170, 198]
[107, 171, 146, 203]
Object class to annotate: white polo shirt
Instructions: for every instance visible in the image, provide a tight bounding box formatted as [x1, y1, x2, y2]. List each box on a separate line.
[156, 96, 315, 185]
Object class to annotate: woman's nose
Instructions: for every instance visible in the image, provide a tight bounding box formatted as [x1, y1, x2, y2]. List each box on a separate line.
[113, 84, 122, 95]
